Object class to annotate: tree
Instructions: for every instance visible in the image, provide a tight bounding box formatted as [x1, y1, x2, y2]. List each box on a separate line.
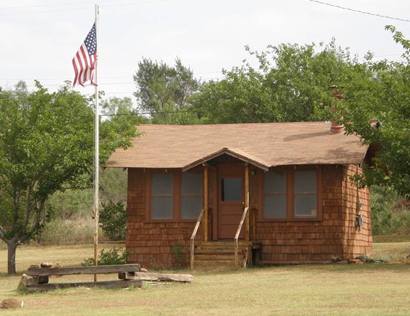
[100, 96, 142, 203]
[133, 58, 200, 123]
[45, 96, 142, 222]
[0, 83, 137, 274]
[99, 201, 126, 241]
[191, 42, 362, 123]
[189, 35, 410, 197]
[340, 26, 410, 197]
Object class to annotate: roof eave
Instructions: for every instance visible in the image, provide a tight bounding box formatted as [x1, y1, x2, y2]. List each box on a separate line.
[182, 147, 270, 172]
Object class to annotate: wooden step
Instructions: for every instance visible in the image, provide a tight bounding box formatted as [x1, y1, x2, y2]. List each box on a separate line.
[198, 241, 252, 246]
[194, 254, 237, 261]
[192, 241, 252, 269]
[194, 260, 236, 267]
[196, 242, 249, 249]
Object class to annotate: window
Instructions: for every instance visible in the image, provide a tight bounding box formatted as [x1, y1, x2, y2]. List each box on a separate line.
[221, 177, 242, 201]
[151, 173, 173, 219]
[261, 167, 320, 221]
[294, 169, 317, 218]
[263, 170, 287, 219]
[181, 172, 203, 219]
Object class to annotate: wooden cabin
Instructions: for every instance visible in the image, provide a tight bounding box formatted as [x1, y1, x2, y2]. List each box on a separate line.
[107, 122, 372, 268]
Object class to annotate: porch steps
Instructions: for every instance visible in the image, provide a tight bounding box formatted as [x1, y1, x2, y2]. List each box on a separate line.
[193, 241, 252, 268]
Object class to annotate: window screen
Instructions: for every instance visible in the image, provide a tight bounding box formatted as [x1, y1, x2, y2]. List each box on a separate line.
[294, 169, 317, 217]
[151, 173, 173, 219]
[181, 172, 203, 219]
[263, 170, 287, 219]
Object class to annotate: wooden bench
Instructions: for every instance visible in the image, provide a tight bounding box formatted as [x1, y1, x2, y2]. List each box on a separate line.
[20, 264, 142, 292]
[20, 263, 193, 292]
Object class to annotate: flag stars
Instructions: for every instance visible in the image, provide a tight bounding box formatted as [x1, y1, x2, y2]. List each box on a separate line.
[84, 23, 97, 55]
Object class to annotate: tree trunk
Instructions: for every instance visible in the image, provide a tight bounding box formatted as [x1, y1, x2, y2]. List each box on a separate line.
[7, 240, 18, 275]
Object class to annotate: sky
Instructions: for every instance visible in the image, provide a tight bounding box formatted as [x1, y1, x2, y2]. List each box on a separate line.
[1, 0, 410, 101]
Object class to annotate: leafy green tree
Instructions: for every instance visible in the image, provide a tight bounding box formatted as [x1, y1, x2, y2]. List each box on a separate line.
[190, 34, 410, 197]
[46, 97, 140, 221]
[340, 26, 410, 197]
[134, 58, 200, 123]
[100, 201, 126, 241]
[0, 83, 136, 274]
[191, 42, 361, 123]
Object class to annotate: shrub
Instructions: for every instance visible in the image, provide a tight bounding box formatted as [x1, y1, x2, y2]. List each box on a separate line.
[100, 201, 127, 241]
[170, 243, 185, 268]
[371, 186, 410, 235]
[82, 247, 128, 266]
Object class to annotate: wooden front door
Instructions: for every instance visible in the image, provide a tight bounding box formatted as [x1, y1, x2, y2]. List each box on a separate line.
[217, 164, 244, 239]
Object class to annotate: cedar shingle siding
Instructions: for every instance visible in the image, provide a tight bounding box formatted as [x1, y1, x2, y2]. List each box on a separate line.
[126, 165, 371, 268]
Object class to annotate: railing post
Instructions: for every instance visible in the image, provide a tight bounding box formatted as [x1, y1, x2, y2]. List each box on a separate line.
[190, 239, 194, 270]
[203, 164, 209, 241]
[234, 239, 239, 266]
[244, 164, 250, 241]
[190, 208, 204, 270]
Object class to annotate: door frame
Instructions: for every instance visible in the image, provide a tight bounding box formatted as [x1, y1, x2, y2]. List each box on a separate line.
[216, 162, 245, 240]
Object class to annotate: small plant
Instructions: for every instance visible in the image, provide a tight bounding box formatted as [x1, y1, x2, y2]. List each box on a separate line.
[170, 243, 185, 268]
[100, 201, 127, 241]
[82, 247, 128, 266]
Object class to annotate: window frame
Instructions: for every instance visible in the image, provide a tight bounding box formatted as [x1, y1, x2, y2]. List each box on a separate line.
[291, 166, 322, 220]
[146, 169, 203, 222]
[261, 168, 289, 221]
[148, 170, 176, 221]
[260, 166, 322, 222]
[180, 171, 203, 220]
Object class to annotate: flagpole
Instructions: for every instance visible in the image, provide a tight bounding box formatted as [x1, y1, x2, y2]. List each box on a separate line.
[93, 3, 100, 283]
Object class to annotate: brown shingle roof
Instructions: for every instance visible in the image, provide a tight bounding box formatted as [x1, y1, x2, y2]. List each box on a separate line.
[106, 122, 368, 169]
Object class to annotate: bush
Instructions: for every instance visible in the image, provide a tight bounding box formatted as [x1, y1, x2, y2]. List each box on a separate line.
[82, 247, 128, 266]
[170, 243, 186, 268]
[371, 186, 410, 235]
[100, 201, 127, 241]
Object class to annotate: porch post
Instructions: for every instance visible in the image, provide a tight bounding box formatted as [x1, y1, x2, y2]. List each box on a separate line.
[203, 164, 209, 241]
[244, 164, 250, 241]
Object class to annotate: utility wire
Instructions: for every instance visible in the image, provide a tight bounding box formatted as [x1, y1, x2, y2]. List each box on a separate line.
[307, 0, 410, 23]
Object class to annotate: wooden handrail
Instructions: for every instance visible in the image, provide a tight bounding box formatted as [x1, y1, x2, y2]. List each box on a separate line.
[190, 208, 205, 270]
[234, 206, 249, 266]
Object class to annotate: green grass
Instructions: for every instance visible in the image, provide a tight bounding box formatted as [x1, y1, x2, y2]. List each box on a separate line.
[0, 242, 410, 315]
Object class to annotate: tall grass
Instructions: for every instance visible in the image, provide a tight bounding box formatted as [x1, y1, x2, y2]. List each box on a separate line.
[36, 217, 96, 245]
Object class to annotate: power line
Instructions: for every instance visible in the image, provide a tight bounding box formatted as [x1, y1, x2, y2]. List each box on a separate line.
[0, 0, 92, 10]
[0, 0, 167, 16]
[307, 0, 410, 23]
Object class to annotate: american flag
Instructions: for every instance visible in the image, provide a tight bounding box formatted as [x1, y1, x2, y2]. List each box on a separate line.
[72, 23, 97, 86]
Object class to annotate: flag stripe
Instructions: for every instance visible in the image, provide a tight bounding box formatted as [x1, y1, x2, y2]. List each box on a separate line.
[72, 59, 79, 86]
[72, 23, 97, 87]
[80, 46, 89, 83]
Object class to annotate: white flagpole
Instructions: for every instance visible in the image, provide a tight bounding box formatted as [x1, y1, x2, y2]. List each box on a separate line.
[93, 3, 100, 283]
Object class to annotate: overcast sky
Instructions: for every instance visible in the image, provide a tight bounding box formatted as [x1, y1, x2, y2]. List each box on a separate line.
[1, 0, 410, 100]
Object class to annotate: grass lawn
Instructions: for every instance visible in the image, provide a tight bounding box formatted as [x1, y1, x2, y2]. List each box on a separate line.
[0, 242, 409, 315]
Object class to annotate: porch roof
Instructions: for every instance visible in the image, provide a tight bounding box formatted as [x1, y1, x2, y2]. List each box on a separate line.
[182, 147, 270, 171]
[106, 122, 369, 169]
